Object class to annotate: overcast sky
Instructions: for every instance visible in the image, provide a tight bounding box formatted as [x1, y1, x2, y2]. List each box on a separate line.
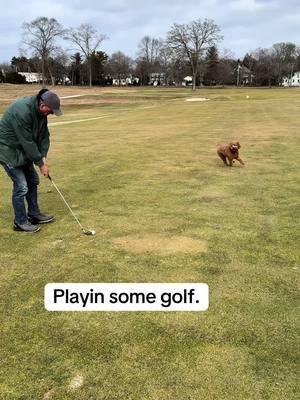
[1, 0, 300, 63]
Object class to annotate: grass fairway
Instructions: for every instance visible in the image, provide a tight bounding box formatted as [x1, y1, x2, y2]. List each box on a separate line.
[0, 85, 299, 399]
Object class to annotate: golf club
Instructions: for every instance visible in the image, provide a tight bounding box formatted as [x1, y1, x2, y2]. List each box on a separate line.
[48, 175, 96, 236]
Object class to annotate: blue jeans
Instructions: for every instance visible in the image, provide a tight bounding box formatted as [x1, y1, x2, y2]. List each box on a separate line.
[1, 162, 40, 225]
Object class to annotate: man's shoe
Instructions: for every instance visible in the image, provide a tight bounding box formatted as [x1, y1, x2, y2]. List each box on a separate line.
[13, 222, 41, 233]
[28, 213, 54, 224]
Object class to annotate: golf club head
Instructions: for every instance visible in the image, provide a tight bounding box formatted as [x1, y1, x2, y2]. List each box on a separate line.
[84, 229, 96, 236]
[48, 176, 95, 236]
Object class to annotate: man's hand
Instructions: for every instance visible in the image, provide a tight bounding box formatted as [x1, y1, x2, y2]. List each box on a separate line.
[39, 163, 49, 178]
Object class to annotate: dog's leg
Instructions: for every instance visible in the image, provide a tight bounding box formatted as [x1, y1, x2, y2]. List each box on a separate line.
[218, 152, 228, 165]
[228, 158, 233, 166]
[236, 157, 245, 165]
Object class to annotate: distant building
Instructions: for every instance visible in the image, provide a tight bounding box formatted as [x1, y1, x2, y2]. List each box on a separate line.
[237, 65, 254, 86]
[18, 72, 42, 83]
[56, 76, 71, 85]
[182, 76, 193, 86]
[282, 72, 300, 87]
[112, 75, 139, 86]
[149, 72, 165, 86]
[241, 66, 254, 85]
[112, 77, 130, 86]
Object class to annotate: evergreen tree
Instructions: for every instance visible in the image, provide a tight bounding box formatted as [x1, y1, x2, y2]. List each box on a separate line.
[204, 46, 219, 85]
[11, 56, 30, 72]
[243, 53, 257, 71]
[91, 51, 108, 85]
[70, 53, 83, 85]
[4, 71, 26, 84]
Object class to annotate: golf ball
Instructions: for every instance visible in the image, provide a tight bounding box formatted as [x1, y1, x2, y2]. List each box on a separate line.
[246, 95, 249, 99]
[91, 230, 96, 236]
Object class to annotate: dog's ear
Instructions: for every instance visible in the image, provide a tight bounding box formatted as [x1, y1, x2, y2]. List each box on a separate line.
[236, 142, 241, 148]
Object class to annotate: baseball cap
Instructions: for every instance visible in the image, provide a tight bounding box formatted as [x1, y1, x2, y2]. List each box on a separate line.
[41, 91, 62, 116]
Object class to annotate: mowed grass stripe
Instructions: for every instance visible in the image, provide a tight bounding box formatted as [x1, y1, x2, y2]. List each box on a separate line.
[48, 115, 111, 126]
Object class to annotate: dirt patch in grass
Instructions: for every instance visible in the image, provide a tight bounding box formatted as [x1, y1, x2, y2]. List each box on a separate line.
[113, 234, 208, 255]
[43, 389, 55, 399]
[52, 239, 64, 246]
[69, 374, 84, 390]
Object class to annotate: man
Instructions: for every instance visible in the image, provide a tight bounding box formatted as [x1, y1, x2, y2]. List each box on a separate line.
[0, 89, 62, 233]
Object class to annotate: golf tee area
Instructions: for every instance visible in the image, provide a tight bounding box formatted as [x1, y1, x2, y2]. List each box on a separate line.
[0, 85, 299, 399]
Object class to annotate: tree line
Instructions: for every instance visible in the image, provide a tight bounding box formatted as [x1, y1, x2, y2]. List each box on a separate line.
[0, 16, 299, 88]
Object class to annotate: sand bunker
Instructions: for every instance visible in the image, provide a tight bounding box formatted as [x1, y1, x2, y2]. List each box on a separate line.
[185, 97, 210, 102]
[113, 234, 207, 255]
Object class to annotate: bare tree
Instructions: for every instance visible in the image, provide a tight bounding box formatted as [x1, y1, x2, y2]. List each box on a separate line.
[156, 40, 189, 86]
[22, 17, 65, 86]
[65, 24, 107, 87]
[48, 49, 70, 85]
[157, 41, 174, 85]
[217, 49, 236, 86]
[135, 36, 162, 85]
[295, 47, 300, 71]
[167, 18, 222, 90]
[253, 48, 275, 87]
[272, 42, 297, 84]
[107, 51, 132, 85]
[137, 36, 161, 64]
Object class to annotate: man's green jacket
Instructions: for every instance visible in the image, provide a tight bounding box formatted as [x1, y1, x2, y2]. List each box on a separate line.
[0, 95, 50, 167]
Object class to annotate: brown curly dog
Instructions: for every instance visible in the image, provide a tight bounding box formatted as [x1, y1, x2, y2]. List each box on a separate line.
[217, 141, 245, 166]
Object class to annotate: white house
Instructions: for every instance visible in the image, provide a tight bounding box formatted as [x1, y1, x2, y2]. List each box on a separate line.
[282, 71, 300, 87]
[18, 72, 42, 83]
[112, 75, 139, 86]
[112, 77, 130, 86]
[182, 76, 193, 86]
[149, 72, 165, 85]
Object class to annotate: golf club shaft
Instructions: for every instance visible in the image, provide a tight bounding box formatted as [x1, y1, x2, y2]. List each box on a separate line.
[48, 176, 85, 232]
